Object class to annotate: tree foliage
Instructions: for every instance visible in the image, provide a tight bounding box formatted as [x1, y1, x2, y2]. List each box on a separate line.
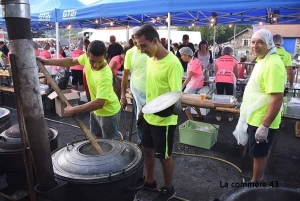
[32, 28, 83, 39]
[178, 25, 251, 45]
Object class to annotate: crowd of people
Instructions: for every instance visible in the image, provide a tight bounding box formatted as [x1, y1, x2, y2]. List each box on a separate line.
[0, 24, 292, 200]
[35, 26, 293, 201]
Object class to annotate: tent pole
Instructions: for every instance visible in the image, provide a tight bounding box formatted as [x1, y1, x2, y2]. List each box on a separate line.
[126, 26, 129, 44]
[213, 25, 216, 60]
[233, 24, 236, 57]
[55, 22, 59, 58]
[167, 12, 170, 51]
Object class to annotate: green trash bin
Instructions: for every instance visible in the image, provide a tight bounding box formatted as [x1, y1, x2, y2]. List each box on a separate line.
[179, 120, 219, 149]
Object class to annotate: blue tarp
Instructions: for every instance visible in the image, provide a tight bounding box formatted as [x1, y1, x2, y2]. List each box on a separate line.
[0, 0, 299, 28]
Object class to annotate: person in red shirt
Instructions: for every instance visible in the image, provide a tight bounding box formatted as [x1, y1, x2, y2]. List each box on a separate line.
[238, 55, 247, 79]
[109, 46, 130, 98]
[215, 47, 238, 122]
[33, 42, 40, 57]
[39, 42, 51, 59]
[71, 41, 85, 91]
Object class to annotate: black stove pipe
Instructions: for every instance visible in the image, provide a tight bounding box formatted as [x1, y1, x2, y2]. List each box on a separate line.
[0, 0, 56, 191]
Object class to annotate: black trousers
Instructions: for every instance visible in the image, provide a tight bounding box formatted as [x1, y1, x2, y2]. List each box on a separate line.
[216, 82, 234, 95]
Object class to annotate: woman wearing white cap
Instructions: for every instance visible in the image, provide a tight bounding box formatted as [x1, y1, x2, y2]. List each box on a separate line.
[180, 46, 204, 120]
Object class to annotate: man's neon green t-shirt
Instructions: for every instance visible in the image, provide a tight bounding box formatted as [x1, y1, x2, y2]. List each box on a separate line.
[124, 46, 147, 91]
[78, 54, 120, 117]
[144, 52, 183, 126]
[276, 48, 292, 67]
[247, 54, 286, 129]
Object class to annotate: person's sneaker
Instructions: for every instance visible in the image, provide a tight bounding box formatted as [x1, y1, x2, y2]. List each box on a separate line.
[153, 186, 176, 201]
[216, 116, 221, 121]
[143, 178, 159, 191]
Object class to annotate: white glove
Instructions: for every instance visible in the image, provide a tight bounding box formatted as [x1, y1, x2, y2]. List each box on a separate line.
[255, 124, 269, 143]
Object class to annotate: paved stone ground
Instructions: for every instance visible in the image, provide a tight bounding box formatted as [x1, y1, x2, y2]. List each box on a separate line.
[1, 95, 300, 201]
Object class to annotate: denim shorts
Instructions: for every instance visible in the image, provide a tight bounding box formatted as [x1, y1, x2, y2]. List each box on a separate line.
[90, 109, 121, 139]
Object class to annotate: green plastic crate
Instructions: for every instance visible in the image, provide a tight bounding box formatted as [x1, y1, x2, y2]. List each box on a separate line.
[179, 120, 219, 149]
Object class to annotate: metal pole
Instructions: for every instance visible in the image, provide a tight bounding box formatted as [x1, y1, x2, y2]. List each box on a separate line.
[213, 25, 216, 60]
[167, 12, 171, 51]
[233, 24, 236, 56]
[55, 22, 59, 58]
[68, 29, 71, 51]
[1, 0, 56, 191]
[126, 26, 129, 44]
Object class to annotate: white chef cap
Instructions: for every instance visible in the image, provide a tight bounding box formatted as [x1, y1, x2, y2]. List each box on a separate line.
[251, 29, 275, 49]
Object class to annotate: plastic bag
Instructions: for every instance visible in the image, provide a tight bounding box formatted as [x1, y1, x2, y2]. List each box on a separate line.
[233, 117, 248, 146]
[54, 69, 72, 90]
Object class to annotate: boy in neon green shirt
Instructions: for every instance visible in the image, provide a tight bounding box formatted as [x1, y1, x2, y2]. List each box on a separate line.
[134, 24, 183, 201]
[37, 40, 121, 139]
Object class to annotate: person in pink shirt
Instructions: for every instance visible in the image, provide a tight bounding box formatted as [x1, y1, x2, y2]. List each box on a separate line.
[215, 46, 238, 121]
[71, 41, 85, 91]
[51, 46, 66, 75]
[33, 42, 40, 56]
[180, 47, 204, 121]
[238, 55, 247, 79]
[109, 46, 130, 98]
[39, 42, 51, 59]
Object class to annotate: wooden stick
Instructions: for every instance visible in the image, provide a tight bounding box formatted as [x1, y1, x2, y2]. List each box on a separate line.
[181, 93, 237, 109]
[36, 60, 105, 155]
[215, 107, 240, 114]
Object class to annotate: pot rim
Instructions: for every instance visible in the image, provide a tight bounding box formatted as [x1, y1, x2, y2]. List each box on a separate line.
[52, 139, 144, 184]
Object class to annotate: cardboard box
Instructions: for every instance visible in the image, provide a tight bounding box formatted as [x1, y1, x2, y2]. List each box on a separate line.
[48, 89, 80, 117]
[179, 120, 219, 149]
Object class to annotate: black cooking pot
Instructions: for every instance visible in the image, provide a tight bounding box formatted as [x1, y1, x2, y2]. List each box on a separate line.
[0, 107, 11, 134]
[217, 186, 300, 201]
[36, 139, 144, 201]
[0, 124, 58, 173]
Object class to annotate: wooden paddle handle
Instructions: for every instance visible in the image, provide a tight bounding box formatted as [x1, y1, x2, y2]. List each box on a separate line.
[36, 60, 105, 155]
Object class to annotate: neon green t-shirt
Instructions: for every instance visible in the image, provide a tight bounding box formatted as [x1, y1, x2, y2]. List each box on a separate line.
[144, 52, 183, 126]
[276, 48, 292, 67]
[124, 46, 147, 91]
[78, 54, 121, 117]
[247, 54, 286, 129]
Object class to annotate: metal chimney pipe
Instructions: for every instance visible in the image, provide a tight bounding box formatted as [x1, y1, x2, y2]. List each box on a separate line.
[0, 0, 56, 191]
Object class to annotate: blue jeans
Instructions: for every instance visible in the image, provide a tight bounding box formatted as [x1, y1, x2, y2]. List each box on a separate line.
[133, 98, 143, 144]
[89, 109, 121, 139]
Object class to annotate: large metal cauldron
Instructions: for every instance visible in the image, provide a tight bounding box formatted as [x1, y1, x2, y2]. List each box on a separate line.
[0, 124, 58, 174]
[0, 108, 11, 134]
[218, 187, 300, 201]
[36, 139, 144, 201]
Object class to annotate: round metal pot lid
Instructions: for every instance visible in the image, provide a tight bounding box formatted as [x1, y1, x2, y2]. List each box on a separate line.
[142, 91, 182, 114]
[52, 139, 144, 184]
[0, 107, 10, 118]
[0, 126, 57, 152]
[5, 124, 21, 138]
[4, 124, 54, 138]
